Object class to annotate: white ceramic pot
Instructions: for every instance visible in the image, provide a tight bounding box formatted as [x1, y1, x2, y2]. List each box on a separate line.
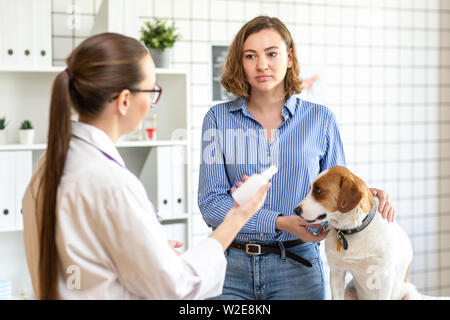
[0, 130, 7, 144]
[19, 129, 35, 144]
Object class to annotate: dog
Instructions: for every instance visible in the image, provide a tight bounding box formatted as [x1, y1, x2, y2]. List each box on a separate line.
[294, 166, 420, 300]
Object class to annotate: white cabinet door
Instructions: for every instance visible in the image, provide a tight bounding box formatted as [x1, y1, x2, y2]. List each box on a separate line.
[0, 152, 16, 228]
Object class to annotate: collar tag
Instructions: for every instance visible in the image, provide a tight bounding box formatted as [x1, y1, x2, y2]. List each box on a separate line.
[337, 230, 349, 251]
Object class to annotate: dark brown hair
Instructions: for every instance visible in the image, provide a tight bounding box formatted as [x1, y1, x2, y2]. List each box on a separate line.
[221, 16, 303, 100]
[37, 32, 148, 299]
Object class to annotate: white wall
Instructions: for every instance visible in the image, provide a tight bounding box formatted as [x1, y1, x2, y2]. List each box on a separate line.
[50, 0, 450, 296]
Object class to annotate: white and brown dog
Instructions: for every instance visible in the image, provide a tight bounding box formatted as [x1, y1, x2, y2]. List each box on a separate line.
[294, 166, 420, 300]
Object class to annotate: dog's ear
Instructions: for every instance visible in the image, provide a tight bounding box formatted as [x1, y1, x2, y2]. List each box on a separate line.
[337, 176, 363, 213]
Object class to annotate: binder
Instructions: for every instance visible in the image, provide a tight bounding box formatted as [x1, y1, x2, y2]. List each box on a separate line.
[0, 152, 16, 229]
[33, 0, 52, 67]
[156, 147, 173, 217]
[15, 151, 32, 229]
[141, 146, 187, 219]
[0, 0, 51, 68]
[141, 147, 173, 218]
[171, 146, 186, 215]
[0, 0, 20, 67]
[18, 0, 35, 67]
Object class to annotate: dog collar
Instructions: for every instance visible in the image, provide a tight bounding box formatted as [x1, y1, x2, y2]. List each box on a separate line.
[335, 197, 379, 251]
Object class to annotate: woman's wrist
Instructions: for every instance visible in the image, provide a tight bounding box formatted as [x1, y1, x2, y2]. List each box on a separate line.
[275, 216, 286, 232]
[225, 207, 248, 228]
[210, 207, 247, 251]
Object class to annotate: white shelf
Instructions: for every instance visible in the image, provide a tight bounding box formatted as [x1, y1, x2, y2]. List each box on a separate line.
[0, 227, 23, 233]
[159, 214, 190, 222]
[0, 144, 47, 151]
[116, 140, 187, 148]
[0, 214, 190, 233]
[0, 66, 185, 76]
[0, 66, 64, 73]
[0, 140, 187, 151]
[155, 68, 188, 75]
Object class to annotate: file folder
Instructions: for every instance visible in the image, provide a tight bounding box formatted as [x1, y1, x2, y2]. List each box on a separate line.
[141, 147, 173, 218]
[15, 151, 32, 229]
[171, 146, 186, 215]
[18, 0, 35, 67]
[0, 0, 20, 67]
[0, 0, 52, 68]
[0, 152, 16, 229]
[33, 0, 52, 67]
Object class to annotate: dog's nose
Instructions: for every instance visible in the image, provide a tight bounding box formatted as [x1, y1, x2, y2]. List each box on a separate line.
[318, 214, 327, 220]
[294, 206, 303, 216]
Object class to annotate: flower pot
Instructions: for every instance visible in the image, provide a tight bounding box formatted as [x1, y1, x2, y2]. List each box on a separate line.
[149, 48, 170, 68]
[19, 129, 35, 144]
[0, 130, 7, 144]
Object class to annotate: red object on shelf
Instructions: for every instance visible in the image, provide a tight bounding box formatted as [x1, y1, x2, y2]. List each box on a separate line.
[146, 128, 157, 140]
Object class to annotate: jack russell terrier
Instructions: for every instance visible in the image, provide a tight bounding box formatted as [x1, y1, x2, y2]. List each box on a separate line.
[294, 166, 420, 300]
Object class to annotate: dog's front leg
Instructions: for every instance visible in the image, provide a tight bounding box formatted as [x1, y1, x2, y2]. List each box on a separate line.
[330, 267, 346, 300]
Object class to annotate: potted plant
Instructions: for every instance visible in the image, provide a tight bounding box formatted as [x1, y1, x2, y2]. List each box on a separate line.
[0, 116, 8, 144]
[19, 120, 35, 144]
[140, 18, 181, 68]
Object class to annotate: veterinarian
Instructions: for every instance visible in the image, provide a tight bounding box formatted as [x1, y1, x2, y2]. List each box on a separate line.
[22, 33, 270, 300]
[198, 16, 395, 300]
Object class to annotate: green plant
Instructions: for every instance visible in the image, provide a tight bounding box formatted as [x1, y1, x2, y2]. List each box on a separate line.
[140, 18, 181, 51]
[0, 116, 7, 130]
[20, 120, 33, 130]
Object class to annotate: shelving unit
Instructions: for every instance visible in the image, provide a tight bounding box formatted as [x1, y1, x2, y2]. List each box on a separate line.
[0, 66, 192, 298]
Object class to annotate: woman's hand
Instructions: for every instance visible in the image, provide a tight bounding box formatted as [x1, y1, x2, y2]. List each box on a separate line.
[275, 215, 330, 242]
[210, 176, 271, 251]
[231, 175, 270, 221]
[370, 188, 395, 223]
[168, 240, 183, 256]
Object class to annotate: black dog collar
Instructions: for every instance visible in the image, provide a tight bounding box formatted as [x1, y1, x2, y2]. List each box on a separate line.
[335, 197, 379, 251]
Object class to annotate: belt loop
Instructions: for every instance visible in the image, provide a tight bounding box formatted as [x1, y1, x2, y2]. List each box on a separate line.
[278, 242, 286, 260]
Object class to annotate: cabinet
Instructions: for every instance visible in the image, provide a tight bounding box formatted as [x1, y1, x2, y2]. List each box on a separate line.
[0, 67, 192, 298]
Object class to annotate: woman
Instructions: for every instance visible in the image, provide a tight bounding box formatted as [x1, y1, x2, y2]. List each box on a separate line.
[198, 16, 395, 300]
[22, 32, 270, 300]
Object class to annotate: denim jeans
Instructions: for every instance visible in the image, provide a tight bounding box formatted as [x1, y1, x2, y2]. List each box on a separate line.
[210, 241, 325, 300]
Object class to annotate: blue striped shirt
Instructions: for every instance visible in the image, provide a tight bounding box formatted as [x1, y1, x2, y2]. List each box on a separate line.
[198, 95, 346, 242]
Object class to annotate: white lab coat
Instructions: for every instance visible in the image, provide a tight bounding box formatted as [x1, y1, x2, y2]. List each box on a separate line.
[22, 121, 226, 299]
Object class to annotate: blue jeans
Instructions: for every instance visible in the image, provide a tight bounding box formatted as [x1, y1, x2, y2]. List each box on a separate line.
[210, 241, 325, 300]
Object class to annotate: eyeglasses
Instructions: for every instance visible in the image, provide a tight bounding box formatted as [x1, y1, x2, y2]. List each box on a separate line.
[109, 84, 162, 105]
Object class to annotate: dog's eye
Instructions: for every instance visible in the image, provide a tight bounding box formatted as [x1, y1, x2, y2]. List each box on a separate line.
[313, 186, 322, 195]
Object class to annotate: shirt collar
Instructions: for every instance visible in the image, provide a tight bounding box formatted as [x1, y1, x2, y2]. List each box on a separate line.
[71, 121, 126, 168]
[228, 96, 297, 116]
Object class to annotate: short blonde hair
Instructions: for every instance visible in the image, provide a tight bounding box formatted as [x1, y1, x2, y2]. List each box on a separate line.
[221, 16, 303, 100]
